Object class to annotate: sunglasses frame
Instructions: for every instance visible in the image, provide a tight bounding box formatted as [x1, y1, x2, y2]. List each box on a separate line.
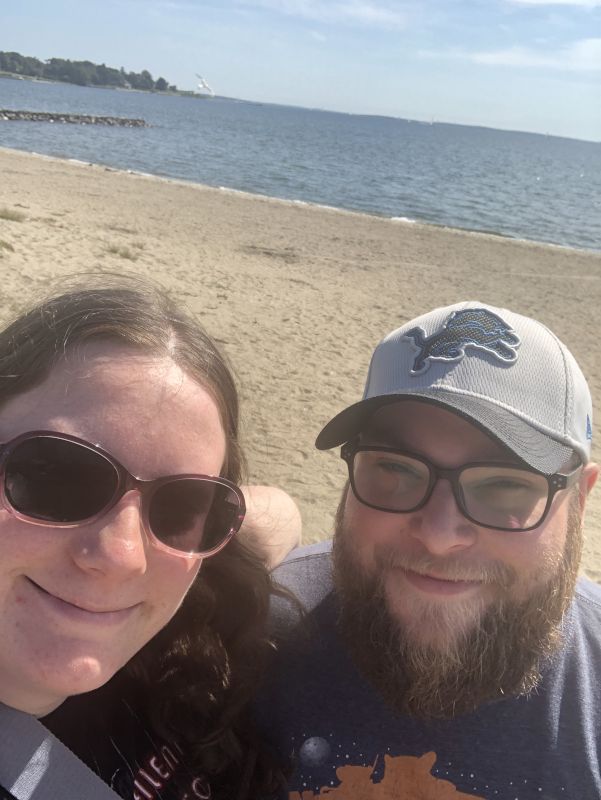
[341, 441, 581, 533]
[0, 430, 246, 559]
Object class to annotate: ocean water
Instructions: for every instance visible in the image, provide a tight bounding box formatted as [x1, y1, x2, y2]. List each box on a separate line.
[1, 77, 600, 251]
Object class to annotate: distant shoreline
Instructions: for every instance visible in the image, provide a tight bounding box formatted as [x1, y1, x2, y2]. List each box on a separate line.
[0, 71, 207, 99]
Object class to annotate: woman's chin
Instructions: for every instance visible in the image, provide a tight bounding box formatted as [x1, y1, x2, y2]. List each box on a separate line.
[35, 655, 121, 706]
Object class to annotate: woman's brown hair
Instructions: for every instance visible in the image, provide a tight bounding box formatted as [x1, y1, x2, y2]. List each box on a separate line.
[0, 275, 280, 798]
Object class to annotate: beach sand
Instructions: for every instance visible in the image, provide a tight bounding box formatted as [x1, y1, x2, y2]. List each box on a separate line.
[1, 146, 600, 581]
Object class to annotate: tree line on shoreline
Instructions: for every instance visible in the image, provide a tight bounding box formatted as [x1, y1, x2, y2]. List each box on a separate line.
[0, 51, 179, 93]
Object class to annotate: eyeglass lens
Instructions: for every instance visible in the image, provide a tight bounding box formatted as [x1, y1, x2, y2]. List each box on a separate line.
[352, 450, 550, 530]
[3, 436, 239, 553]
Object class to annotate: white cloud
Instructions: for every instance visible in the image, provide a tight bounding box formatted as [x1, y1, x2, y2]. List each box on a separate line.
[420, 38, 601, 71]
[238, 0, 408, 30]
[310, 30, 328, 41]
[506, 0, 601, 7]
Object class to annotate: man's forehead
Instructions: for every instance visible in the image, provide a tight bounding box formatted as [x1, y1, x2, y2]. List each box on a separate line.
[363, 399, 474, 434]
[360, 400, 514, 462]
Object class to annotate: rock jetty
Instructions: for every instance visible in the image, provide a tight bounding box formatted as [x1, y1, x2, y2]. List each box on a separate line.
[0, 110, 147, 127]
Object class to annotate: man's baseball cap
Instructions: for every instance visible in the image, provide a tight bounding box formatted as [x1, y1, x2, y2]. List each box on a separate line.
[316, 301, 593, 474]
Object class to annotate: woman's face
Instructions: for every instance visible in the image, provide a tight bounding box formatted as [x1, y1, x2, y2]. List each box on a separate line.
[0, 342, 227, 715]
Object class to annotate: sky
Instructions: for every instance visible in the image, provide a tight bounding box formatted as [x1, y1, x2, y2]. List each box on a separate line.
[2, 0, 600, 140]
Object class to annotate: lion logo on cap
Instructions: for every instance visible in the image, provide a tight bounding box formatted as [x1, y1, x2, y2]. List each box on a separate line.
[403, 308, 520, 375]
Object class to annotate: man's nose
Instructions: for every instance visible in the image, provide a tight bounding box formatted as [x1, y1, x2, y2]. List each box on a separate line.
[69, 491, 148, 577]
[406, 478, 478, 555]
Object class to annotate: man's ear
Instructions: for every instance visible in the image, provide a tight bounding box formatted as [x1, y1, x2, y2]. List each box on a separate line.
[577, 462, 599, 513]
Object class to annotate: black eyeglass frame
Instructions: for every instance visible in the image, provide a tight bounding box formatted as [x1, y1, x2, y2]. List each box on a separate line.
[0, 430, 246, 559]
[341, 441, 581, 533]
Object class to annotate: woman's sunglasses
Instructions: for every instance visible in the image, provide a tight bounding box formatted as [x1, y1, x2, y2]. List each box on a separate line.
[0, 431, 246, 558]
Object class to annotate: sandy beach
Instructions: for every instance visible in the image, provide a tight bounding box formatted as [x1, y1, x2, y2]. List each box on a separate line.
[1, 145, 600, 581]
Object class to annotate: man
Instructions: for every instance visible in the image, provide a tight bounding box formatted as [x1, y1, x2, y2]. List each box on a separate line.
[259, 301, 600, 800]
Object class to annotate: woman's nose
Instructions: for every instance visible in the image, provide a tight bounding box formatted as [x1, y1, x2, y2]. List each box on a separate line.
[68, 491, 148, 578]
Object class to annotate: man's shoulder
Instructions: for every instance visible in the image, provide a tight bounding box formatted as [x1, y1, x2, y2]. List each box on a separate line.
[272, 540, 333, 611]
[277, 539, 333, 565]
[574, 576, 601, 623]
[272, 541, 333, 598]
[563, 576, 601, 668]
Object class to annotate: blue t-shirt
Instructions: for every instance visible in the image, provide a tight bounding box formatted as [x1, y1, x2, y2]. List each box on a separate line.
[258, 542, 601, 799]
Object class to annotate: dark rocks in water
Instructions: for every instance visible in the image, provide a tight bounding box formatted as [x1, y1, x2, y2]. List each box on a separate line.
[0, 110, 147, 127]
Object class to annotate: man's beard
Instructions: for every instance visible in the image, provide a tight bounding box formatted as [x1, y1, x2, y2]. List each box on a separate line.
[333, 488, 583, 719]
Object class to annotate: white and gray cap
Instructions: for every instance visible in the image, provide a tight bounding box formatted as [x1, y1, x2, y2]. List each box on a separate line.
[316, 301, 593, 474]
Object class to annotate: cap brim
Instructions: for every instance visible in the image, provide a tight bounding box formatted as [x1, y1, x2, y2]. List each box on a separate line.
[315, 391, 574, 475]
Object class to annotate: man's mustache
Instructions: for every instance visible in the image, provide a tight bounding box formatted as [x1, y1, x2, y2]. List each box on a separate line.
[373, 544, 516, 589]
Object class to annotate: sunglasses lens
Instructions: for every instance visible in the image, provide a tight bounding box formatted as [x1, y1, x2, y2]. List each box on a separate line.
[5, 436, 119, 523]
[148, 479, 240, 554]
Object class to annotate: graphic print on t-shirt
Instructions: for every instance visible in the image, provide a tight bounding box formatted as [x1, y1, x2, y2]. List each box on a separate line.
[289, 745, 484, 799]
[111, 738, 211, 800]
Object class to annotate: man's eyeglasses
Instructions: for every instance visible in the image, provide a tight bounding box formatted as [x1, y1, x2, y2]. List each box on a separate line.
[0, 431, 246, 558]
[341, 442, 580, 532]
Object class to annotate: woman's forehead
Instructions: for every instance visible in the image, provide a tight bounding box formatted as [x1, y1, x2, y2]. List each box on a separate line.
[3, 347, 188, 414]
[0, 344, 226, 475]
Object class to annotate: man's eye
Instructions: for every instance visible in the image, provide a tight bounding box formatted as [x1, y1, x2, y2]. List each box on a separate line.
[473, 478, 535, 493]
[376, 460, 420, 478]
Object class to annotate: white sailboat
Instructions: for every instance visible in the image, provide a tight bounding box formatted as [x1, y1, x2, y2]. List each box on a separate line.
[195, 74, 215, 97]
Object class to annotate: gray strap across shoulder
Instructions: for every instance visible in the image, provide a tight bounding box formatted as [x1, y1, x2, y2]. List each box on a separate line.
[0, 703, 121, 800]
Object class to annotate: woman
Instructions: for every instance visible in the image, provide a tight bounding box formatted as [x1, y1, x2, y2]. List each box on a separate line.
[0, 277, 293, 800]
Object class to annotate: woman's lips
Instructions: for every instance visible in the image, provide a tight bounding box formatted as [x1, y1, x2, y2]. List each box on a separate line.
[25, 577, 139, 625]
[401, 568, 482, 596]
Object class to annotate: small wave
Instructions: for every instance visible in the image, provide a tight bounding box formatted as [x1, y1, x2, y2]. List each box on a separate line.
[312, 202, 342, 213]
[126, 169, 156, 179]
[218, 186, 258, 197]
[390, 216, 417, 224]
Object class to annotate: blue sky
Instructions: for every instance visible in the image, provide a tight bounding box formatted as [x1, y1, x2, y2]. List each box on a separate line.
[3, 0, 600, 140]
